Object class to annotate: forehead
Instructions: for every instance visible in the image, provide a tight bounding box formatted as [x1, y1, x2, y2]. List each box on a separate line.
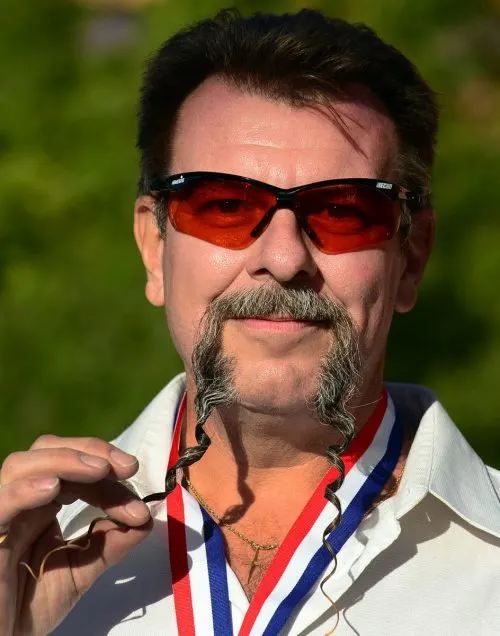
[170, 77, 399, 186]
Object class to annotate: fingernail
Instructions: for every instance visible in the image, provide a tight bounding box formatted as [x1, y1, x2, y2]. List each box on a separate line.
[80, 454, 109, 469]
[34, 477, 59, 491]
[110, 449, 138, 467]
[125, 500, 150, 519]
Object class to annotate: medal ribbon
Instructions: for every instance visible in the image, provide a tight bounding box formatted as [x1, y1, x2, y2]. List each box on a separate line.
[166, 390, 402, 635]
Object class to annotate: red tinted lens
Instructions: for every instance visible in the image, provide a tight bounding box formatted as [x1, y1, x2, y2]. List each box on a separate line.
[167, 178, 275, 248]
[296, 184, 401, 254]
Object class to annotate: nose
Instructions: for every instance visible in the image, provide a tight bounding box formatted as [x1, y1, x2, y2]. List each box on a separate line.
[245, 209, 318, 283]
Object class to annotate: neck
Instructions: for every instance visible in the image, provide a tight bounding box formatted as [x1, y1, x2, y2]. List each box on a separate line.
[181, 374, 385, 499]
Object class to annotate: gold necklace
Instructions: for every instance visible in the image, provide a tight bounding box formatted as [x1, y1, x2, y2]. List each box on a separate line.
[184, 476, 279, 579]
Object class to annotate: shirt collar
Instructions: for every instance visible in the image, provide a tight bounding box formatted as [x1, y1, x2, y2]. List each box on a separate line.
[115, 372, 186, 498]
[388, 382, 500, 539]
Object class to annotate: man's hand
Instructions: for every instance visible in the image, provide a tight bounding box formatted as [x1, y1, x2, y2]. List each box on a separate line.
[0, 435, 153, 636]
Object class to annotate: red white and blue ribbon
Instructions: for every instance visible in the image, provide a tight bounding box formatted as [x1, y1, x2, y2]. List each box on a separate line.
[166, 390, 402, 635]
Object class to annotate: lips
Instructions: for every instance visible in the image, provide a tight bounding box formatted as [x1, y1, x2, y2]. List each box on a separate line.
[236, 317, 320, 332]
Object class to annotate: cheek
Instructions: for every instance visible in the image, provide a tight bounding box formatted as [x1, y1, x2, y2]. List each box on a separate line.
[163, 229, 246, 364]
[320, 248, 402, 355]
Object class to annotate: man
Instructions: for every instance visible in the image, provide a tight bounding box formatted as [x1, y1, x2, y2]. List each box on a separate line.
[0, 8, 499, 636]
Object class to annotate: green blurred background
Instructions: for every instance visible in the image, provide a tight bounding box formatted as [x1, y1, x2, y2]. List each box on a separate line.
[1, 0, 499, 467]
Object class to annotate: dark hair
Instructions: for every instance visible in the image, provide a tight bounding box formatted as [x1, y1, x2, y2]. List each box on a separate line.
[137, 8, 438, 205]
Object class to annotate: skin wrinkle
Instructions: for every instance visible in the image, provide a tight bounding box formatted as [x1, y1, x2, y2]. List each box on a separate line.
[183, 77, 394, 162]
[171, 82, 398, 188]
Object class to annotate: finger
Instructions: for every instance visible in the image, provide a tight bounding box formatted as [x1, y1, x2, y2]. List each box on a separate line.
[29, 435, 138, 479]
[0, 449, 115, 488]
[0, 477, 61, 529]
[1, 446, 114, 486]
[55, 480, 151, 527]
[0, 504, 60, 558]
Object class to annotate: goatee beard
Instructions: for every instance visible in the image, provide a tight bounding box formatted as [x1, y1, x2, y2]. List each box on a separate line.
[191, 284, 361, 445]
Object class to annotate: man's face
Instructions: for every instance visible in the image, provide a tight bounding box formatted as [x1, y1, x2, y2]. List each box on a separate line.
[136, 77, 430, 413]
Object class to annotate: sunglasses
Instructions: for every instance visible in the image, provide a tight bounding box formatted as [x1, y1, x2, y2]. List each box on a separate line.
[150, 172, 426, 255]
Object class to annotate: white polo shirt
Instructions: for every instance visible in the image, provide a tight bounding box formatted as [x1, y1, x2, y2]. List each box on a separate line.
[52, 374, 500, 635]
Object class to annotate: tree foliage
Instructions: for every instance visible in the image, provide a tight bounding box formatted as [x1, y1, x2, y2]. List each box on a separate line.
[1, 0, 499, 466]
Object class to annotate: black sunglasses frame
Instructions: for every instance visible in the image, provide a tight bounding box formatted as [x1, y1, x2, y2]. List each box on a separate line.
[149, 171, 428, 249]
[150, 171, 425, 202]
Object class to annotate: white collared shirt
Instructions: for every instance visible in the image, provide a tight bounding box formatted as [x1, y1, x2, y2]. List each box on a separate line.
[51, 374, 500, 635]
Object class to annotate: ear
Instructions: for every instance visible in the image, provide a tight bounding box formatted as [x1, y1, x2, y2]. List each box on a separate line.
[134, 195, 165, 307]
[394, 209, 435, 314]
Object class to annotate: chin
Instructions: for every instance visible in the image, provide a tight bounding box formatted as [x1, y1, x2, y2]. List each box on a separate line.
[232, 358, 320, 415]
